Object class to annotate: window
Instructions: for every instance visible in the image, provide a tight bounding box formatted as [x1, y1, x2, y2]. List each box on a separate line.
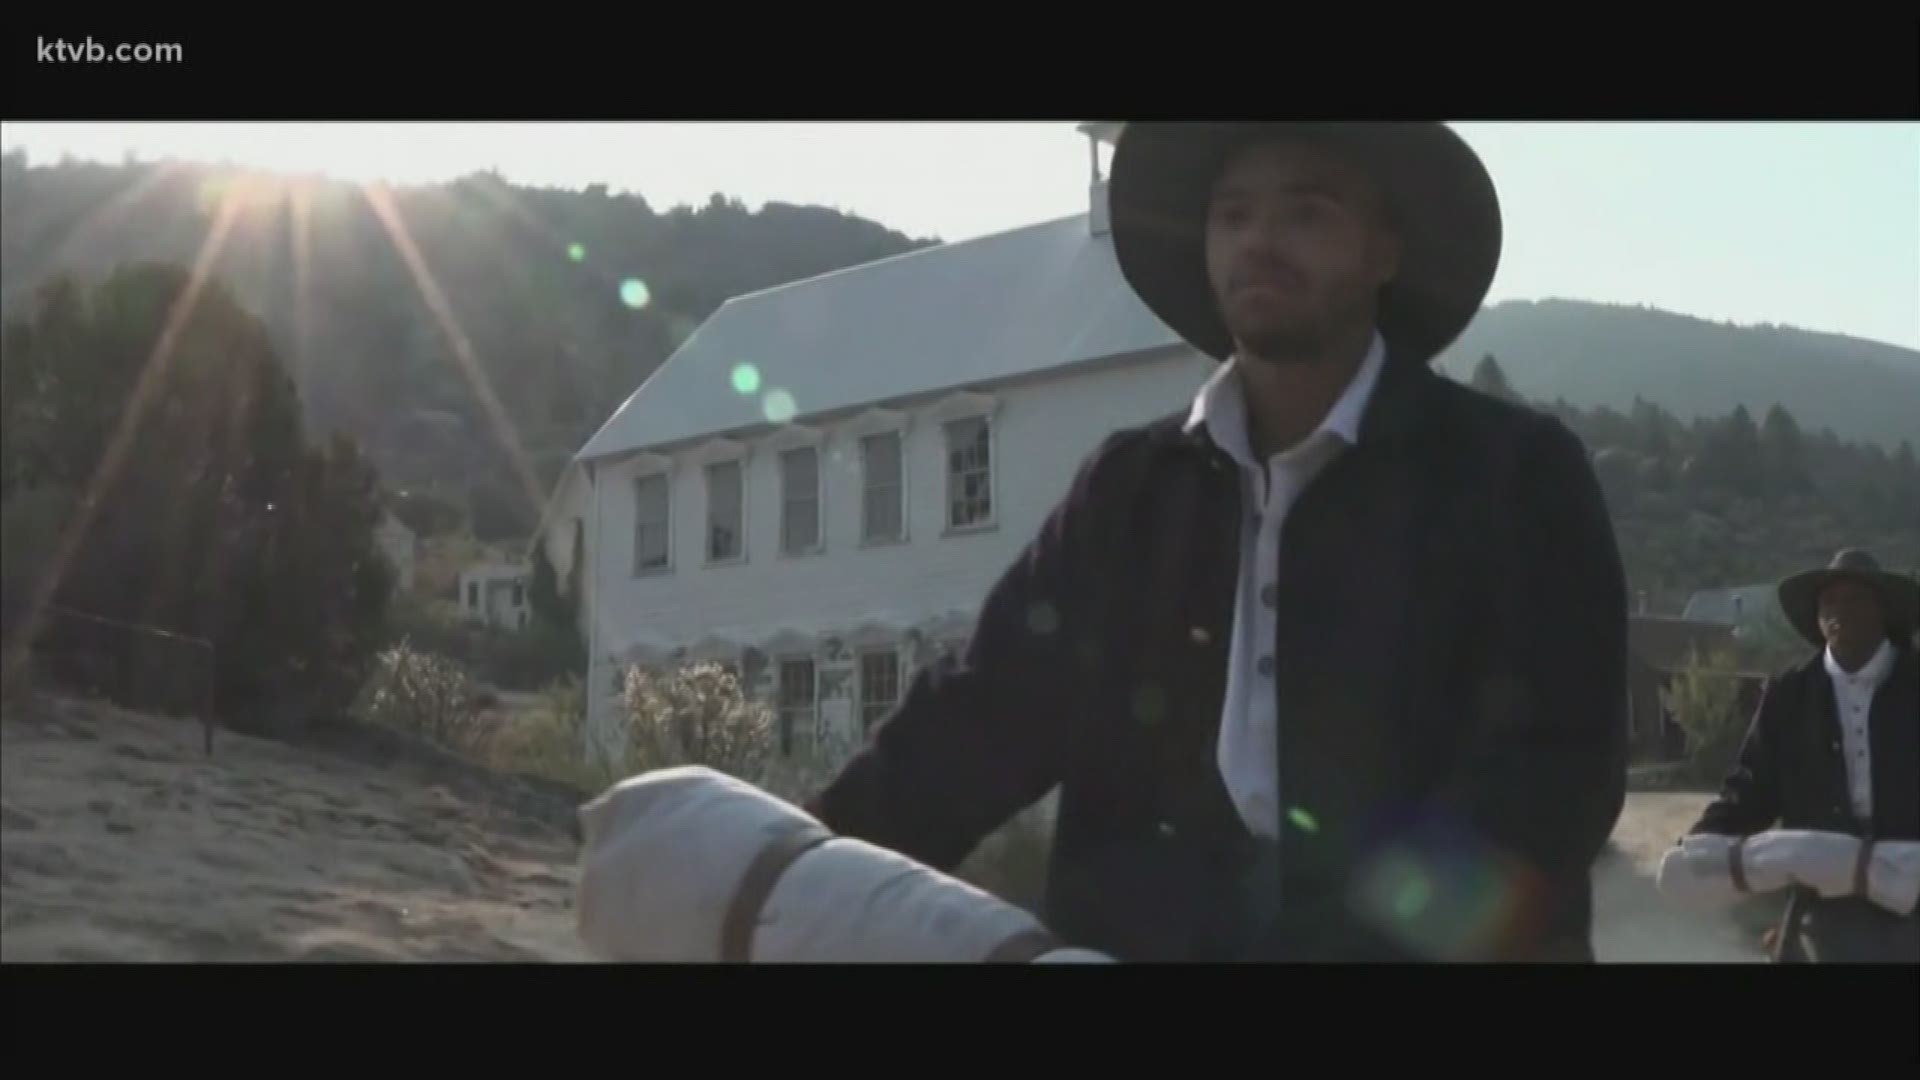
[705, 459, 744, 563]
[776, 658, 817, 756]
[780, 447, 821, 555]
[860, 431, 904, 544]
[511, 582, 525, 607]
[859, 650, 901, 735]
[633, 473, 670, 573]
[466, 581, 479, 609]
[945, 418, 993, 529]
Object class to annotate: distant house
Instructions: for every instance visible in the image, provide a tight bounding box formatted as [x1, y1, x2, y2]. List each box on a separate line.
[374, 512, 417, 594]
[1625, 614, 1769, 762]
[458, 559, 531, 631]
[1682, 583, 1783, 638]
[535, 121, 1218, 759]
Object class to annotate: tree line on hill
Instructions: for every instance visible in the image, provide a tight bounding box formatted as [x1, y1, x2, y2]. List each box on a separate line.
[1, 151, 935, 543]
[1464, 355, 1920, 611]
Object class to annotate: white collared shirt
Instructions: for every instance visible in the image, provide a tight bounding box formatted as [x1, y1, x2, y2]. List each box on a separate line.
[1824, 638, 1897, 824]
[1184, 333, 1388, 839]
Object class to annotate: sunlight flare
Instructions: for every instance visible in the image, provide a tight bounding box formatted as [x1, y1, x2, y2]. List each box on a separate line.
[360, 183, 548, 528]
[0, 181, 248, 692]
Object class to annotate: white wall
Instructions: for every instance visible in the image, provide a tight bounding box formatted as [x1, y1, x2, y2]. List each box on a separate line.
[376, 517, 416, 593]
[577, 348, 1212, 745]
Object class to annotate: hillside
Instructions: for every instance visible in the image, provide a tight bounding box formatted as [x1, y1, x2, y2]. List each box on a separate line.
[3, 151, 1915, 537]
[0, 151, 934, 536]
[1436, 300, 1920, 450]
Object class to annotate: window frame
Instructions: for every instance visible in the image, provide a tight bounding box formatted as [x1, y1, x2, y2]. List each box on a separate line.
[858, 428, 908, 546]
[775, 656, 819, 757]
[857, 648, 902, 735]
[942, 414, 997, 534]
[778, 445, 825, 558]
[632, 470, 673, 576]
[703, 456, 748, 566]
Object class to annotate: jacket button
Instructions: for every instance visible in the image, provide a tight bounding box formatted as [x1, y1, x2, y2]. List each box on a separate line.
[1156, 821, 1176, 838]
[1190, 626, 1212, 645]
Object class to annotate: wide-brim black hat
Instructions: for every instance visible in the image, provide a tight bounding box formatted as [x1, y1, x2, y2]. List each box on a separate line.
[1108, 122, 1502, 364]
[1776, 548, 1920, 647]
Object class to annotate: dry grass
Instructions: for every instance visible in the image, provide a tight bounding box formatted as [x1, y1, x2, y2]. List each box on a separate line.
[1, 690, 586, 962]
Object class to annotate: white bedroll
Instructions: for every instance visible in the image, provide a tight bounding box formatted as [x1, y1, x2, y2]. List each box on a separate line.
[576, 766, 1113, 963]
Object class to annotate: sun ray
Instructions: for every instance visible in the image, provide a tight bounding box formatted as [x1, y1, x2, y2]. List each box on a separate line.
[359, 182, 547, 525]
[289, 181, 315, 405]
[1, 180, 249, 693]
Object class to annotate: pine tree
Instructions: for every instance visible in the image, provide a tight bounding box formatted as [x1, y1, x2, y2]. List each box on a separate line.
[1469, 354, 1518, 402]
[1760, 403, 1811, 494]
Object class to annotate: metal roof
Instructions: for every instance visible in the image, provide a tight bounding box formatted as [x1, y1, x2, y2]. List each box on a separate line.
[575, 211, 1183, 462]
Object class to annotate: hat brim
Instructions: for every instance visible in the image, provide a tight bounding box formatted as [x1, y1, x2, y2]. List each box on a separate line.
[1108, 122, 1502, 365]
[1777, 567, 1920, 648]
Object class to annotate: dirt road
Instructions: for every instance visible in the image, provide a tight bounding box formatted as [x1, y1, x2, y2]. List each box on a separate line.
[1591, 791, 1769, 963]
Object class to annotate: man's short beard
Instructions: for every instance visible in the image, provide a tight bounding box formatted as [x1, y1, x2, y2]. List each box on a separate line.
[1235, 325, 1334, 365]
[1227, 295, 1376, 366]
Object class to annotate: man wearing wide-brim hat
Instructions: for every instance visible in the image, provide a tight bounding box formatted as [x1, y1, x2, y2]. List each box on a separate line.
[1661, 550, 1920, 962]
[810, 123, 1630, 962]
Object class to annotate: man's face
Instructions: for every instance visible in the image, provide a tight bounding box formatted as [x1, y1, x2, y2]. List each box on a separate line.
[1204, 138, 1402, 363]
[1818, 579, 1885, 659]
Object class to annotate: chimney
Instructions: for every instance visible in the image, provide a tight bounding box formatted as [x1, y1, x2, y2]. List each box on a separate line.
[1078, 121, 1123, 237]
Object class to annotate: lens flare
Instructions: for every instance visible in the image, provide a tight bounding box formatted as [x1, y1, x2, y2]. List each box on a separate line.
[619, 279, 651, 309]
[568, 243, 586, 263]
[762, 389, 798, 424]
[731, 363, 762, 395]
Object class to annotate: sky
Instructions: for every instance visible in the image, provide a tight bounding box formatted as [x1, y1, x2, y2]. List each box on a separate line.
[3, 121, 1916, 351]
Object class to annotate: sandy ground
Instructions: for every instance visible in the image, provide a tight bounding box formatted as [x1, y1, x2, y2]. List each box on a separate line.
[1, 693, 588, 962]
[1591, 791, 1769, 963]
[1, 691, 1767, 963]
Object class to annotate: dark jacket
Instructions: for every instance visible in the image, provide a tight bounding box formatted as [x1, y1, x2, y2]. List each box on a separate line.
[809, 357, 1629, 962]
[1692, 643, 1920, 842]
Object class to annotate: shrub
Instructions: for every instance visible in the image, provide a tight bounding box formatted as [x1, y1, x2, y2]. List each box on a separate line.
[1662, 645, 1751, 784]
[609, 659, 1053, 908]
[621, 662, 778, 782]
[355, 643, 486, 750]
[476, 674, 613, 792]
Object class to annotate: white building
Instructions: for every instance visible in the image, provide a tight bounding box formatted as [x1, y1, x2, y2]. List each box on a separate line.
[374, 511, 418, 594]
[538, 122, 1212, 760]
[458, 559, 532, 631]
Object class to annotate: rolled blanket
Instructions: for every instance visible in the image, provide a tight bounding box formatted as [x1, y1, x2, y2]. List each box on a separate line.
[1860, 842, 1920, 916]
[1657, 831, 1920, 917]
[1655, 833, 1792, 907]
[575, 766, 1112, 963]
